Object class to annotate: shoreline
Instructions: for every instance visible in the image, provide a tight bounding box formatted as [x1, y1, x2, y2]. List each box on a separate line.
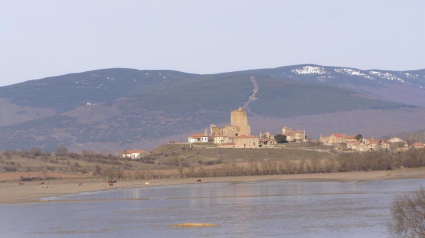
[2, 168, 425, 204]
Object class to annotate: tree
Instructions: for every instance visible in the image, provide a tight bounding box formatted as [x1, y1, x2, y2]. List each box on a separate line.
[390, 186, 425, 237]
[311, 158, 319, 173]
[30, 147, 43, 157]
[197, 167, 207, 177]
[274, 134, 287, 143]
[298, 160, 305, 174]
[177, 166, 184, 178]
[115, 169, 124, 179]
[189, 166, 195, 177]
[54, 146, 68, 156]
[355, 134, 363, 141]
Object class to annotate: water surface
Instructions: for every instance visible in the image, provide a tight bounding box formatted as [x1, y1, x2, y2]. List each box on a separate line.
[1, 179, 424, 238]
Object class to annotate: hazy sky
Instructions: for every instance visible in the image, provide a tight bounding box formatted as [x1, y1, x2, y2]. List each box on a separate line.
[1, 0, 424, 86]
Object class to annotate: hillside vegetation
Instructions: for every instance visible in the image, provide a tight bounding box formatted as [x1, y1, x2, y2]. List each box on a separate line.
[250, 77, 405, 117]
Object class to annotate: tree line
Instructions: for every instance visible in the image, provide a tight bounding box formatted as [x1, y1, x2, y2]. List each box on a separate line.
[116, 149, 425, 180]
[2, 146, 425, 180]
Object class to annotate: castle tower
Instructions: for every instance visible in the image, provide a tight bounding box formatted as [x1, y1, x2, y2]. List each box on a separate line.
[282, 126, 292, 134]
[230, 107, 251, 135]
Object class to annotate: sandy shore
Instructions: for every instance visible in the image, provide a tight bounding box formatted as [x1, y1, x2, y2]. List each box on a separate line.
[1, 168, 425, 204]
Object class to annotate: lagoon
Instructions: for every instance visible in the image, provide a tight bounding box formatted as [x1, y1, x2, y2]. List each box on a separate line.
[1, 179, 424, 238]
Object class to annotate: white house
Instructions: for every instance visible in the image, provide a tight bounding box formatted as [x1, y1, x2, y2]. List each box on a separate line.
[122, 150, 148, 159]
[188, 134, 209, 143]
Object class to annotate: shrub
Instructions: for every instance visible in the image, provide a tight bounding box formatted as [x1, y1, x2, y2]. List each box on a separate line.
[19, 176, 42, 181]
[49, 159, 59, 164]
[390, 186, 425, 237]
[4, 166, 17, 172]
[274, 134, 287, 143]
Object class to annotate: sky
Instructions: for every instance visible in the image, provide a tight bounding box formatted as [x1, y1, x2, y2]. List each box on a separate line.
[1, 0, 424, 86]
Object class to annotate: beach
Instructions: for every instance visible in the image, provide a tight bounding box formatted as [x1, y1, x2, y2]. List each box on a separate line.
[1, 168, 425, 204]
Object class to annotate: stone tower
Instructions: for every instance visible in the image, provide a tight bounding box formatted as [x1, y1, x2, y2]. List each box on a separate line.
[230, 107, 251, 136]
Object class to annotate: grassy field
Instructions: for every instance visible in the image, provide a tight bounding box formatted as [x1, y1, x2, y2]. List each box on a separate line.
[0, 143, 337, 181]
[0, 153, 155, 176]
[151, 143, 336, 165]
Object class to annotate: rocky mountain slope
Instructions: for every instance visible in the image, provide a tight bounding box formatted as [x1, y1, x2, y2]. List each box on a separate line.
[0, 65, 424, 152]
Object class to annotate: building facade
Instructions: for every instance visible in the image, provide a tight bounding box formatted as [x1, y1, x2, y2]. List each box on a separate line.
[213, 136, 230, 144]
[282, 127, 306, 142]
[234, 135, 260, 148]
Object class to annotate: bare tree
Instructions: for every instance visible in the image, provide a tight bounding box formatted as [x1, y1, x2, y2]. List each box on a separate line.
[390, 186, 425, 237]
[177, 166, 184, 178]
[277, 162, 284, 175]
[197, 167, 206, 177]
[189, 166, 195, 177]
[247, 162, 254, 176]
[311, 158, 319, 173]
[298, 160, 305, 174]
[93, 165, 102, 176]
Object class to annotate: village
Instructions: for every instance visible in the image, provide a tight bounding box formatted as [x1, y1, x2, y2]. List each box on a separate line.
[120, 107, 424, 159]
[182, 107, 424, 152]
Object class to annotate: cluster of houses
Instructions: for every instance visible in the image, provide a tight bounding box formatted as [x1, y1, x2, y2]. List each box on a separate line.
[188, 133, 265, 148]
[188, 130, 425, 152]
[188, 127, 307, 149]
[320, 134, 424, 152]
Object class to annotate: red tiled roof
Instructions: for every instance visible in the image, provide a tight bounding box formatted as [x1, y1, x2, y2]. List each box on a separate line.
[332, 134, 345, 138]
[345, 135, 356, 139]
[236, 135, 258, 139]
[123, 150, 146, 154]
[412, 143, 423, 146]
[189, 134, 207, 138]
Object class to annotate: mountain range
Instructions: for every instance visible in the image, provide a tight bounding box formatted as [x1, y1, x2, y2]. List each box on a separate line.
[1, 64, 424, 152]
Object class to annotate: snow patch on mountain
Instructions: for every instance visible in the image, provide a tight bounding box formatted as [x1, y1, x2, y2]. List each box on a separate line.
[369, 71, 406, 84]
[334, 68, 375, 80]
[404, 73, 419, 79]
[292, 66, 327, 75]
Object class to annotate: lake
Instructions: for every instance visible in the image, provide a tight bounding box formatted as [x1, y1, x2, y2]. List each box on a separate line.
[1, 179, 424, 238]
